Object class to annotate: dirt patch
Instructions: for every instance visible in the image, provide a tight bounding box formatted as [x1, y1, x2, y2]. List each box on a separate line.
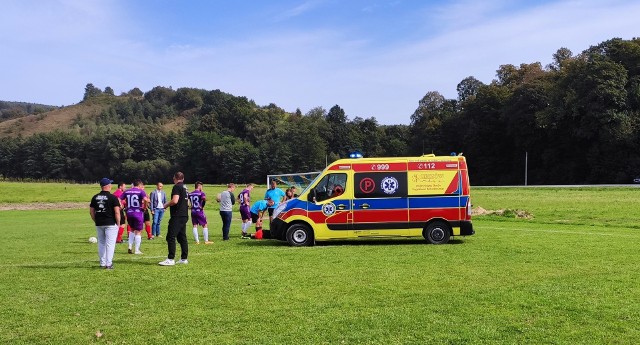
[472, 206, 533, 219]
[0, 202, 86, 211]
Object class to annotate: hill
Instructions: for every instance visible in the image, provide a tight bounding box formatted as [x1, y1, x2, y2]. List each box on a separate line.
[0, 97, 187, 137]
[0, 102, 104, 137]
[0, 100, 58, 123]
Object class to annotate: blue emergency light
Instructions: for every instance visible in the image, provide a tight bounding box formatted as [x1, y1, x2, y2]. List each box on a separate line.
[349, 150, 363, 158]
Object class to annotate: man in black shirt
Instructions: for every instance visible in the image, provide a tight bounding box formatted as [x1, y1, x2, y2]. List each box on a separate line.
[89, 178, 121, 270]
[159, 172, 190, 266]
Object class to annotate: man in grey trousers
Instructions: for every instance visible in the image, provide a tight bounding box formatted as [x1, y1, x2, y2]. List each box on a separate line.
[217, 183, 236, 240]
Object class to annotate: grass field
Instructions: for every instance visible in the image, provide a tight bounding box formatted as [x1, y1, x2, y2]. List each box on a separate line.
[0, 183, 639, 344]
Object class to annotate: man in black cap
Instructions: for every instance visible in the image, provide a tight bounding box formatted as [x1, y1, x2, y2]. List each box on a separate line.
[89, 178, 121, 269]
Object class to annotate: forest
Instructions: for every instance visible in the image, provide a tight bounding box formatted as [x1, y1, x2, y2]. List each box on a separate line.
[1, 37, 639, 185]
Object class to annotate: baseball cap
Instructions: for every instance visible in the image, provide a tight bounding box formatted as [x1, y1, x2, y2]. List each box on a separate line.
[99, 178, 113, 187]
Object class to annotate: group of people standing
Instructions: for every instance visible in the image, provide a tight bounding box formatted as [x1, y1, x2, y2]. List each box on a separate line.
[89, 172, 190, 269]
[89, 173, 292, 269]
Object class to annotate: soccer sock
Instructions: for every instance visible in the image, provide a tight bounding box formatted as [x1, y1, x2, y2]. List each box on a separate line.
[128, 234, 134, 249]
[193, 227, 199, 243]
[117, 226, 124, 242]
[203, 228, 209, 242]
[244, 222, 250, 233]
[135, 234, 141, 252]
[145, 224, 152, 238]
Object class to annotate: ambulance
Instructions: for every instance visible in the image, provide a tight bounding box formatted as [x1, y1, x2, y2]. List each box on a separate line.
[270, 154, 474, 246]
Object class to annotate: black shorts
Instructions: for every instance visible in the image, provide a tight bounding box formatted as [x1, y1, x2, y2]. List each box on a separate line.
[251, 212, 259, 223]
[143, 209, 150, 222]
[268, 208, 274, 217]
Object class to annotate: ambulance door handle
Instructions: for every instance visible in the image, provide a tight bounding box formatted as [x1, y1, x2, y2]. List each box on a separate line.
[337, 204, 346, 210]
[361, 203, 370, 209]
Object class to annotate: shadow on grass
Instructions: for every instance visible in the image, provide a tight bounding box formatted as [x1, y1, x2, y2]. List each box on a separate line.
[315, 238, 466, 247]
[19, 262, 100, 270]
[235, 238, 466, 247]
[235, 239, 286, 247]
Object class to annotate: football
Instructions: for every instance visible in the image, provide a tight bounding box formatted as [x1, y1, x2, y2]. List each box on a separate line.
[88, 236, 98, 243]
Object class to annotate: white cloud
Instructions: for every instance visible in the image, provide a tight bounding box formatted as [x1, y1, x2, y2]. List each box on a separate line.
[275, 0, 326, 21]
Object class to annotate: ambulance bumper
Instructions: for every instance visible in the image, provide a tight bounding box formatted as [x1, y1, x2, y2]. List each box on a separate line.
[270, 218, 287, 240]
[459, 221, 474, 236]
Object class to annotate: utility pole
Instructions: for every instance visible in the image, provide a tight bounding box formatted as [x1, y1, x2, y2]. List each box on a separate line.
[524, 151, 528, 186]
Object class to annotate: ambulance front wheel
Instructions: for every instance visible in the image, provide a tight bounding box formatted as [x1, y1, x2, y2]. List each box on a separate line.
[286, 224, 314, 247]
[423, 221, 451, 244]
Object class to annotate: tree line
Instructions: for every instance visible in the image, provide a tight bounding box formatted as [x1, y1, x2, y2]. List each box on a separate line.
[0, 86, 410, 184]
[0, 101, 58, 121]
[410, 37, 640, 184]
[1, 37, 639, 185]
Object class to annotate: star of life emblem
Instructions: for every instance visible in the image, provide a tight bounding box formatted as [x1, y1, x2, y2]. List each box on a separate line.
[381, 177, 399, 194]
[322, 202, 336, 216]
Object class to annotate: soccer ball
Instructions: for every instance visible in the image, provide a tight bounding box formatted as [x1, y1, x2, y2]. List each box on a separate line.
[88, 236, 98, 243]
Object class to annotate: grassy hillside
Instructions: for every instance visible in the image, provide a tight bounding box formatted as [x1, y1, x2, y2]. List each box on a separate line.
[0, 96, 187, 137]
[0, 102, 104, 137]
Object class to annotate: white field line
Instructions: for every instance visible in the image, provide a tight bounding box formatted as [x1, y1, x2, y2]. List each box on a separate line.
[481, 226, 640, 237]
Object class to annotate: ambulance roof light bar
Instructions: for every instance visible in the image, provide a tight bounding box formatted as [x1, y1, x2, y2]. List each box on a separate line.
[349, 150, 363, 158]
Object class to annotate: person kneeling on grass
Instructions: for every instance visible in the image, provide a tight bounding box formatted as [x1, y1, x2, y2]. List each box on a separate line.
[247, 198, 274, 239]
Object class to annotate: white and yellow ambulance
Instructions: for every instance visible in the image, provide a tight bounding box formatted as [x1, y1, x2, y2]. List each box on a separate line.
[270, 154, 474, 246]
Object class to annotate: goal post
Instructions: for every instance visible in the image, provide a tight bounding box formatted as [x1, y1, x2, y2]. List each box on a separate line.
[266, 171, 321, 190]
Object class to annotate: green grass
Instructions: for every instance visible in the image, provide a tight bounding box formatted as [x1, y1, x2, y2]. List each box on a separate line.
[0, 182, 268, 204]
[472, 186, 640, 228]
[1, 184, 639, 344]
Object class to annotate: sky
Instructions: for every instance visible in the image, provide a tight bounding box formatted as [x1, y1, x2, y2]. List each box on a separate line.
[1, 0, 638, 125]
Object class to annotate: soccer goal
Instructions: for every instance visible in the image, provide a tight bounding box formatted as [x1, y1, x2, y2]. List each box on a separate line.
[266, 171, 321, 190]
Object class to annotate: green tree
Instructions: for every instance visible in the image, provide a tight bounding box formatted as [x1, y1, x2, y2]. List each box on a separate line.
[83, 83, 102, 101]
[409, 91, 456, 155]
[457, 76, 484, 104]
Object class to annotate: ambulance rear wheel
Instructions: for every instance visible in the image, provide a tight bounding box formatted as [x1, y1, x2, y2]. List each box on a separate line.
[424, 221, 451, 244]
[286, 224, 314, 247]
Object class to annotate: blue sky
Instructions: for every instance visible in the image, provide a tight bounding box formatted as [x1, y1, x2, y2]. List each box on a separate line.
[1, 0, 638, 124]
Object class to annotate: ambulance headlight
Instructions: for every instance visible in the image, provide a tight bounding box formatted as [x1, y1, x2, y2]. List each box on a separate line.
[272, 201, 288, 218]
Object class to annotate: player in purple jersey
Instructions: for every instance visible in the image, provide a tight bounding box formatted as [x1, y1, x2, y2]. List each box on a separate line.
[120, 179, 150, 255]
[238, 183, 254, 238]
[189, 182, 211, 244]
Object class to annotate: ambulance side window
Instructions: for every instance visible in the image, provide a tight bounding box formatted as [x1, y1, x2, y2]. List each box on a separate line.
[310, 173, 347, 202]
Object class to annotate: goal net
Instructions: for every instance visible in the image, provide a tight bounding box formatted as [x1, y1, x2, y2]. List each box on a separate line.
[266, 171, 321, 190]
